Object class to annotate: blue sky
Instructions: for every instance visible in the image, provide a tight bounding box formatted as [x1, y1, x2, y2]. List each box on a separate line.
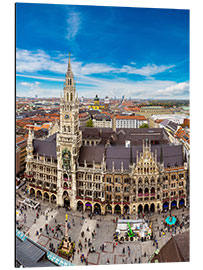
[16, 3, 189, 99]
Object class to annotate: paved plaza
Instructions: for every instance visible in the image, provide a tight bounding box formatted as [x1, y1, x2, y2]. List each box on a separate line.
[16, 189, 189, 266]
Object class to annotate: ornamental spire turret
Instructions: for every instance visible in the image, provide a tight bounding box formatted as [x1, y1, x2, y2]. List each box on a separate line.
[66, 52, 73, 78]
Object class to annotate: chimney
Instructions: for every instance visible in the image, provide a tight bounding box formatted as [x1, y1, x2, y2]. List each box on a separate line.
[125, 140, 131, 148]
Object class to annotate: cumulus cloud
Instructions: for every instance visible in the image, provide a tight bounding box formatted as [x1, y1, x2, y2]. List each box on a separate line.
[157, 82, 189, 95]
[16, 49, 67, 74]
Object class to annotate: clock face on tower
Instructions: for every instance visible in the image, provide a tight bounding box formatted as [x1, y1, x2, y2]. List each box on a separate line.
[64, 114, 69, 119]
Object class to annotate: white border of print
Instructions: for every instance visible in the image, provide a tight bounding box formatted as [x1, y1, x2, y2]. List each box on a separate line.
[0, 1, 202, 270]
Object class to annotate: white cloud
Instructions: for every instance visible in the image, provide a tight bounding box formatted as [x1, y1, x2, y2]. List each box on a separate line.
[66, 12, 81, 40]
[17, 74, 64, 82]
[155, 82, 189, 96]
[16, 49, 174, 78]
[75, 76, 189, 99]
[80, 63, 117, 75]
[20, 82, 34, 87]
[20, 81, 41, 87]
[119, 64, 175, 76]
[16, 49, 51, 73]
[16, 49, 188, 99]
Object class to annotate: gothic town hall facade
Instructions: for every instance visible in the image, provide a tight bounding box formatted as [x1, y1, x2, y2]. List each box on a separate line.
[25, 54, 188, 215]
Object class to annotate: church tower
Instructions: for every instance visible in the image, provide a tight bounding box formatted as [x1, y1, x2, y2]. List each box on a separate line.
[56, 53, 82, 209]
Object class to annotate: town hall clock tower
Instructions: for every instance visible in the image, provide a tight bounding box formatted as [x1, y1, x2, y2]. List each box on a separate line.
[56, 53, 82, 209]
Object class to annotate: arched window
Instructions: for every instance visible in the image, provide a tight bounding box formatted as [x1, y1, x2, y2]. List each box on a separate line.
[145, 177, 149, 184]
[138, 188, 143, 194]
[151, 177, 155, 184]
[138, 178, 142, 184]
[70, 93, 73, 101]
[144, 188, 149, 194]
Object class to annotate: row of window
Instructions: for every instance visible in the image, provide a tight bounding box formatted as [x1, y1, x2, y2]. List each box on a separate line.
[163, 181, 184, 189]
[163, 190, 184, 197]
[163, 173, 184, 181]
[33, 165, 57, 174]
[33, 172, 57, 182]
[106, 177, 131, 184]
[77, 182, 101, 189]
[77, 174, 101, 181]
[31, 180, 56, 189]
[77, 190, 103, 198]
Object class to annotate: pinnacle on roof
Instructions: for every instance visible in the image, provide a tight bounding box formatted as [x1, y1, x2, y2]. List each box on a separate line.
[66, 52, 73, 78]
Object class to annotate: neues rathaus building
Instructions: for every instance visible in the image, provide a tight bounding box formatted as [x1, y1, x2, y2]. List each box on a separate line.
[25, 54, 188, 215]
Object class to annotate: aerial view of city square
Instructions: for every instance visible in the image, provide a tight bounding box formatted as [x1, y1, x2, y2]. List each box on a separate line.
[15, 2, 190, 267]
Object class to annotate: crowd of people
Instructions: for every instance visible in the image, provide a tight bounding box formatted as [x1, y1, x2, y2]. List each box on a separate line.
[16, 190, 189, 266]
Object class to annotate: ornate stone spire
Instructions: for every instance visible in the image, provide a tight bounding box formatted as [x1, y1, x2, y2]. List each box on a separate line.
[66, 52, 73, 78]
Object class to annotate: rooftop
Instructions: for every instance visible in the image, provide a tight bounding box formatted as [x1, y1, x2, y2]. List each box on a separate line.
[151, 231, 189, 263]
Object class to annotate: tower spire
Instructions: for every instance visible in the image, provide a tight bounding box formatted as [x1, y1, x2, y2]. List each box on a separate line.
[67, 52, 73, 77]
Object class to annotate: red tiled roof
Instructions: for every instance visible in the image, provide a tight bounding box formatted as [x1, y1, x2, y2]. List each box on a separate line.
[155, 119, 164, 123]
[16, 136, 26, 144]
[115, 115, 147, 120]
[100, 111, 112, 116]
[174, 126, 190, 144]
[164, 166, 184, 172]
[123, 106, 140, 112]
[79, 112, 89, 118]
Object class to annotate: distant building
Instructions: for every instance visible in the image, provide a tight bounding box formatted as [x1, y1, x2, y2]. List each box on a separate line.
[149, 114, 189, 128]
[88, 95, 105, 110]
[115, 115, 148, 129]
[93, 114, 112, 128]
[139, 106, 172, 118]
[164, 121, 180, 144]
[16, 135, 27, 176]
[79, 111, 91, 127]
[104, 96, 110, 109]
[16, 146, 21, 176]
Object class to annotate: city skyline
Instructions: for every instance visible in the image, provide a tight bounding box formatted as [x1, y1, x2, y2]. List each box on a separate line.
[16, 3, 189, 99]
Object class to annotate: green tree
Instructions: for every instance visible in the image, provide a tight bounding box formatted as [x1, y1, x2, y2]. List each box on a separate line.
[139, 123, 149, 128]
[86, 119, 94, 127]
